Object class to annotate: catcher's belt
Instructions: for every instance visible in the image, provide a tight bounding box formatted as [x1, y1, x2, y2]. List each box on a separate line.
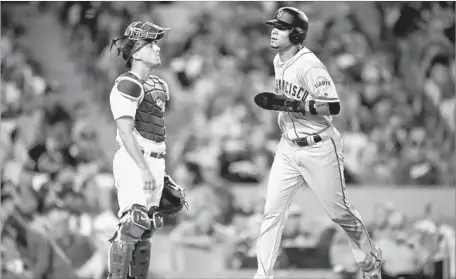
[140, 149, 165, 159]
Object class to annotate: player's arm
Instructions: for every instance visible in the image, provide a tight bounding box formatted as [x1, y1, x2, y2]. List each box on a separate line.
[116, 117, 148, 170]
[298, 100, 340, 116]
[299, 67, 341, 116]
[110, 79, 148, 171]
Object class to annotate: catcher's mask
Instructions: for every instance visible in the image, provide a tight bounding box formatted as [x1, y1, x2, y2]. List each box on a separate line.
[110, 21, 170, 67]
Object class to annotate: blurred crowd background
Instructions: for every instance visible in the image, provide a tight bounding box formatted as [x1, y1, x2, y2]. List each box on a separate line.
[1, 2, 455, 279]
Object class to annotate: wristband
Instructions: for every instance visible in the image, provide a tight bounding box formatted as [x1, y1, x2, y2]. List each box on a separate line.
[301, 100, 332, 115]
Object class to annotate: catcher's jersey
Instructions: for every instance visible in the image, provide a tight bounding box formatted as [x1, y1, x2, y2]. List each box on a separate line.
[273, 47, 339, 140]
[109, 71, 168, 153]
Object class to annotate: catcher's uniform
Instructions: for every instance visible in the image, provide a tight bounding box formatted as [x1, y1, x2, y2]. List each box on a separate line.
[254, 47, 381, 278]
[110, 71, 168, 217]
[106, 21, 187, 279]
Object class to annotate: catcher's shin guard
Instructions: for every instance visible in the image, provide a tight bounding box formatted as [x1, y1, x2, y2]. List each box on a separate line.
[107, 204, 152, 279]
[108, 240, 135, 279]
[130, 240, 152, 279]
[108, 240, 152, 279]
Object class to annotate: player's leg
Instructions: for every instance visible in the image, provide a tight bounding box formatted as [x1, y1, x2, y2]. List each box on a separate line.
[255, 139, 303, 279]
[113, 147, 149, 216]
[296, 134, 382, 275]
[108, 148, 164, 279]
[129, 239, 152, 279]
[107, 204, 153, 279]
[142, 155, 166, 229]
[144, 156, 165, 208]
[114, 147, 165, 228]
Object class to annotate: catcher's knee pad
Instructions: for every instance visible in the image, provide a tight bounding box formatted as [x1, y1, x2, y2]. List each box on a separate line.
[119, 204, 152, 238]
[130, 240, 151, 279]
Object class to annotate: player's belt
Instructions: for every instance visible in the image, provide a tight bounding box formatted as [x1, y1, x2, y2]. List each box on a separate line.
[293, 134, 322, 147]
[140, 150, 165, 159]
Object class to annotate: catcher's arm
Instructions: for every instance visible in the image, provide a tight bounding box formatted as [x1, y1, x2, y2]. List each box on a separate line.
[111, 79, 149, 173]
[254, 92, 340, 116]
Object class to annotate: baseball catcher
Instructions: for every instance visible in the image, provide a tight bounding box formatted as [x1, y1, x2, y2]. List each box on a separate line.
[107, 21, 187, 279]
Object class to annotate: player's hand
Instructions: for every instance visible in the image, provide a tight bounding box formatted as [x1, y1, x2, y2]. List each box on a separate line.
[141, 167, 156, 191]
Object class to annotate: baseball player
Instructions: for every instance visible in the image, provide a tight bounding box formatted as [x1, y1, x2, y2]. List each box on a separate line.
[253, 7, 383, 279]
[106, 21, 180, 279]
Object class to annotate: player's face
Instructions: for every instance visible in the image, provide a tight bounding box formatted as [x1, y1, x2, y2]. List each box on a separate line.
[270, 25, 293, 50]
[138, 40, 161, 68]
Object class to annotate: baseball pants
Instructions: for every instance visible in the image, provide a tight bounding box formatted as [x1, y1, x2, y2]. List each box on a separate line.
[112, 146, 165, 217]
[255, 130, 377, 278]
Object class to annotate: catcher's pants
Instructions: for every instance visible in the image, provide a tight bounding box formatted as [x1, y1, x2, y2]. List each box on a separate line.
[255, 128, 379, 278]
[113, 146, 165, 217]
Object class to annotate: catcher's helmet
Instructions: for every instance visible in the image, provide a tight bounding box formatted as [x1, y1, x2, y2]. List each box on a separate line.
[266, 7, 309, 45]
[111, 21, 170, 66]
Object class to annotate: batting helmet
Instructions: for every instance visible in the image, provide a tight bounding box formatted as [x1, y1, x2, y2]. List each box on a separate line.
[110, 21, 170, 66]
[266, 7, 309, 45]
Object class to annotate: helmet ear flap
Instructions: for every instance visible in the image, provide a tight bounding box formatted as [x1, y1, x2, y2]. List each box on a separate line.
[289, 27, 306, 45]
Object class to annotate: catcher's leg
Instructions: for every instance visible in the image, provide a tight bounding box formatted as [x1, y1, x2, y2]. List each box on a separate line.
[129, 240, 152, 279]
[107, 204, 153, 279]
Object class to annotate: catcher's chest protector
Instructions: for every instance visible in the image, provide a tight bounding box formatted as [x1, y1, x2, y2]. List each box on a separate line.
[120, 72, 168, 143]
[135, 75, 168, 143]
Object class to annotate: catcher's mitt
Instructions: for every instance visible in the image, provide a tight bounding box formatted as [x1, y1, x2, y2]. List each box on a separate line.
[158, 175, 188, 217]
[254, 92, 303, 112]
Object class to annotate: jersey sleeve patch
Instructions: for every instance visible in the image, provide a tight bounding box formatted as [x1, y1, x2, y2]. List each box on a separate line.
[117, 79, 142, 99]
[302, 67, 339, 101]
